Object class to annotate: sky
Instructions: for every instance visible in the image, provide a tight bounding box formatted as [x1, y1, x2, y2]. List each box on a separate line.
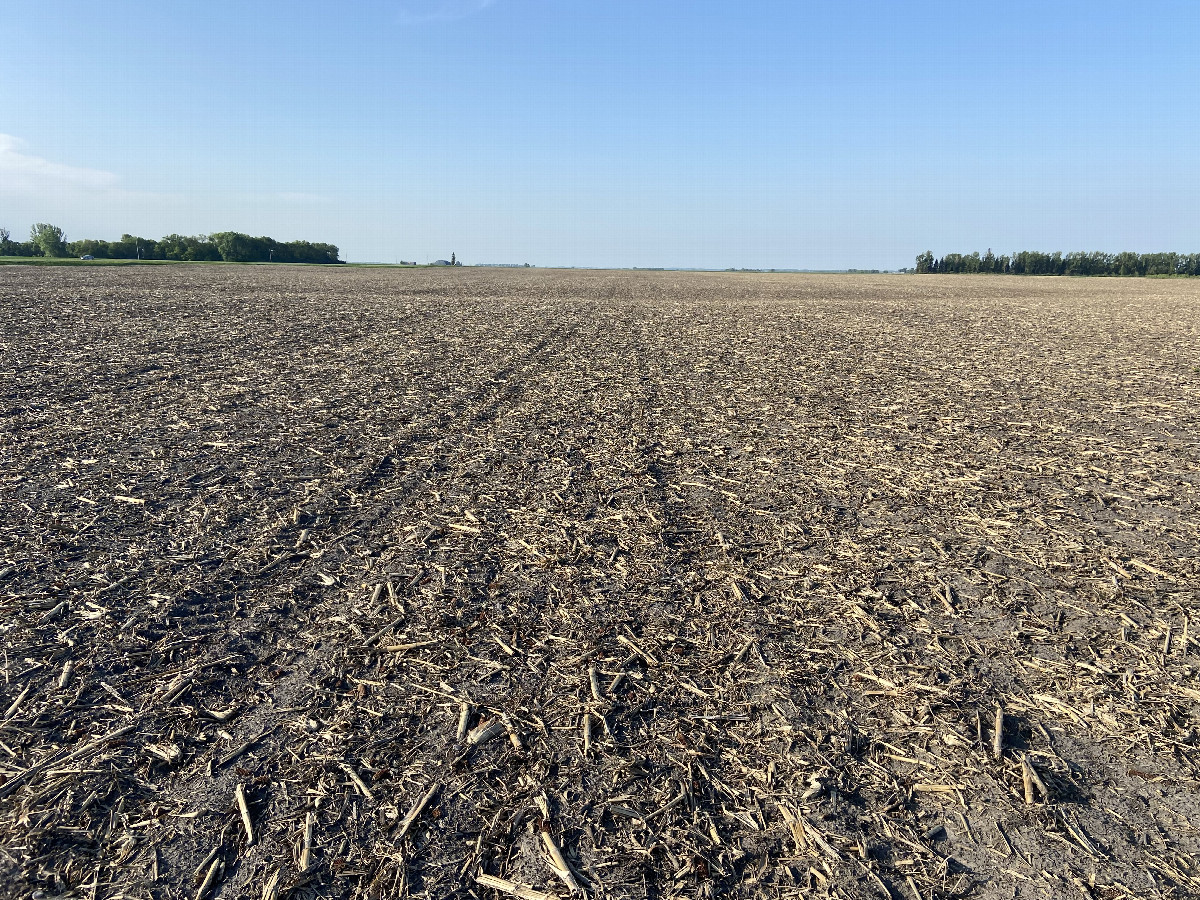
[1, 0, 1198, 268]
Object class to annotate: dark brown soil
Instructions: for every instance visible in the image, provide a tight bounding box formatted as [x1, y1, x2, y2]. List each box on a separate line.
[1, 266, 1197, 900]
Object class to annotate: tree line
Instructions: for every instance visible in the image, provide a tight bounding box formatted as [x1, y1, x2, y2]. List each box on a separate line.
[1, 224, 341, 264]
[915, 249, 1200, 277]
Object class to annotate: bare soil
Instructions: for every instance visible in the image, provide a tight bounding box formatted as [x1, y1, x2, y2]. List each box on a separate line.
[1, 266, 1198, 900]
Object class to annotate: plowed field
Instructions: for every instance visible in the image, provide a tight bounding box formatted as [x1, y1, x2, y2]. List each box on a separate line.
[1, 266, 1198, 900]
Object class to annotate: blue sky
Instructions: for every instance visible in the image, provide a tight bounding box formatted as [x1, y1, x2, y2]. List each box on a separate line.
[2, 0, 1198, 267]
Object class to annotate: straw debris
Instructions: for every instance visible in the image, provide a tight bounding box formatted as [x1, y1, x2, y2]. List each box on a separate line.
[1, 266, 1197, 898]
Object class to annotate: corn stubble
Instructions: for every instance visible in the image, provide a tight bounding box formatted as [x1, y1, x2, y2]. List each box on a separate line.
[1, 266, 1198, 899]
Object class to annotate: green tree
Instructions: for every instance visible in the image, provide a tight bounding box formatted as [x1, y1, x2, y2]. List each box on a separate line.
[211, 232, 279, 262]
[30, 223, 67, 257]
[67, 238, 110, 259]
[108, 234, 153, 259]
[158, 234, 221, 261]
[211, 231, 257, 262]
[915, 251, 935, 274]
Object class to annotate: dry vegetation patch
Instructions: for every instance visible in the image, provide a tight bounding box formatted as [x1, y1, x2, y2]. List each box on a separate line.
[1, 267, 1198, 900]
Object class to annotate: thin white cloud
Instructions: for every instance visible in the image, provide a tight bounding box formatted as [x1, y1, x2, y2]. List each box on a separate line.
[0, 133, 120, 196]
[396, 0, 498, 23]
[0, 133, 178, 239]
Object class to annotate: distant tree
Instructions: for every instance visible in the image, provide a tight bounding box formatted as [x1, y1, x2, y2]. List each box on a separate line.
[157, 234, 190, 260]
[0, 229, 35, 256]
[30, 223, 67, 257]
[915, 249, 1200, 277]
[68, 238, 110, 259]
[211, 231, 260, 262]
[1142, 252, 1178, 276]
[158, 234, 222, 261]
[278, 240, 340, 264]
[451, 252, 456, 266]
[105, 234, 155, 259]
[7, 227, 337, 264]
